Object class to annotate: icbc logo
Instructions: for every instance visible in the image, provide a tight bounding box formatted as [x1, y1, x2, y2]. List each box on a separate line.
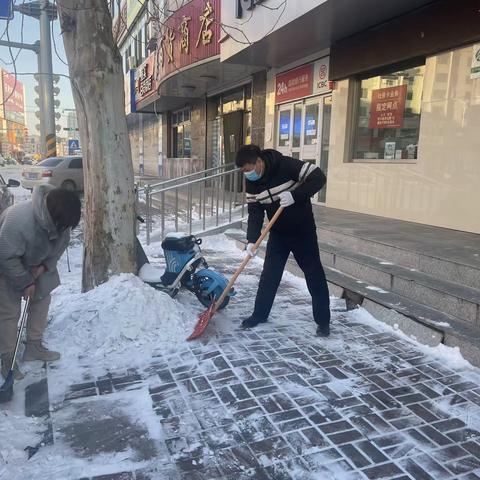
[319, 64, 327, 80]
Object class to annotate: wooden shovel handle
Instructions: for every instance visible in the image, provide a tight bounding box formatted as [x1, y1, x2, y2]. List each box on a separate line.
[213, 207, 284, 312]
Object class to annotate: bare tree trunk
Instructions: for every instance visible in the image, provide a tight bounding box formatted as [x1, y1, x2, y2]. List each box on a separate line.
[57, 0, 136, 291]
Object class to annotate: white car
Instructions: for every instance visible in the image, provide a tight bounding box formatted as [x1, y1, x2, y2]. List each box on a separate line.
[0, 173, 20, 214]
[21, 156, 84, 191]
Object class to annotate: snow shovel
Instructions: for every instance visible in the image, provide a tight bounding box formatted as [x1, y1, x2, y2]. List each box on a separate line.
[187, 206, 285, 341]
[0, 298, 30, 403]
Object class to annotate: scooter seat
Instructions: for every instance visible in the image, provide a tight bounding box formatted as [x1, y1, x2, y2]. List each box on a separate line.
[138, 263, 163, 283]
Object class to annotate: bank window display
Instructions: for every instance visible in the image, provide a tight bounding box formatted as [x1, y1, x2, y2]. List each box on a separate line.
[352, 64, 425, 161]
[278, 110, 291, 147]
[172, 107, 191, 158]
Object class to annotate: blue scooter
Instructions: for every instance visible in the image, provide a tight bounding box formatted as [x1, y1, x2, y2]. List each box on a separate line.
[137, 232, 233, 310]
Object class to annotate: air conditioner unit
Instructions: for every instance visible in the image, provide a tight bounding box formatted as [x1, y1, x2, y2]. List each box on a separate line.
[127, 56, 138, 70]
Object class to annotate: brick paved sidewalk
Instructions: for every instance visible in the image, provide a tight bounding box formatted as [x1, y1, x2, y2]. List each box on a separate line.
[24, 240, 480, 480]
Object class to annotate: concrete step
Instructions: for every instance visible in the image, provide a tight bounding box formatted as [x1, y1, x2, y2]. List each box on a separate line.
[226, 230, 480, 367]
[316, 223, 480, 291]
[318, 241, 480, 325]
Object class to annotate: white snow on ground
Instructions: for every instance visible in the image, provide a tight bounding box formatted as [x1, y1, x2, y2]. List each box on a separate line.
[49, 274, 194, 370]
[1, 193, 479, 479]
[351, 307, 474, 370]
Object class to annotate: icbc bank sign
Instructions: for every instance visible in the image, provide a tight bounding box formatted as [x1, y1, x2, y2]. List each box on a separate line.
[275, 57, 330, 104]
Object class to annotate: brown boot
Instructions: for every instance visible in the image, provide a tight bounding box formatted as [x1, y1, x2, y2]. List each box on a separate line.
[23, 341, 60, 362]
[1, 353, 25, 380]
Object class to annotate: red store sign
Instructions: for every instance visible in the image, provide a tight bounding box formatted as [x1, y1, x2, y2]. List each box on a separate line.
[275, 64, 314, 104]
[156, 0, 220, 82]
[369, 84, 407, 129]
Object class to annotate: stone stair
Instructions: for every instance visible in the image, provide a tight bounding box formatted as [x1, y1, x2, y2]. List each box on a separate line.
[225, 214, 480, 367]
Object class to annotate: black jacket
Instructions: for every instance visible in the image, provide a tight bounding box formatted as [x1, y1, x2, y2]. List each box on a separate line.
[246, 149, 326, 243]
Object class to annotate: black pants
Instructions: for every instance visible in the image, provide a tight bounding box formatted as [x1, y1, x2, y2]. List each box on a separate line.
[252, 230, 330, 327]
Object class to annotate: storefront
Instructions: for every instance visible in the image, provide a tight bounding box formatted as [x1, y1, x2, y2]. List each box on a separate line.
[327, 0, 480, 234]
[273, 57, 332, 202]
[125, 0, 263, 179]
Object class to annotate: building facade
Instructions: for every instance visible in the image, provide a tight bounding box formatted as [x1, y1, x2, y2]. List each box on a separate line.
[117, 0, 480, 235]
[220, 0, 480, 235]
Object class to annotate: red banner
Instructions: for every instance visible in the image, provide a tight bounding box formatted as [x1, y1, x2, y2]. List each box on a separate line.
[369, 84, 407, 129]
[156, 0, 220, 82]
[275, 64, 314, 104]
[2, 71, 24, 124]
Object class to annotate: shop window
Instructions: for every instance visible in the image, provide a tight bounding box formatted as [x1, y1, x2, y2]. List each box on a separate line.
[278, 110, 291, 147]
[222, 90, 244, 114]
[304, 103, 319, 146]
[352, 63, 424, 161]
[172, 107, 191, 158]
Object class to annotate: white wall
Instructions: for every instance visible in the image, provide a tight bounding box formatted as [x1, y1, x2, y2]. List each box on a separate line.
[221, 0, 326, 62]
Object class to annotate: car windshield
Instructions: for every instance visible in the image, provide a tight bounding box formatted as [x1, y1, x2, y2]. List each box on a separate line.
[38, 158, 63, 167]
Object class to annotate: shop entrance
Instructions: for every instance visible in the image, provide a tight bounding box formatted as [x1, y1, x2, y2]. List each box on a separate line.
[276, 95, 332, 203]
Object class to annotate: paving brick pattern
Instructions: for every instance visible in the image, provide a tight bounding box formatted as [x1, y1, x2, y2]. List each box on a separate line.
[43, 245, 480, 479]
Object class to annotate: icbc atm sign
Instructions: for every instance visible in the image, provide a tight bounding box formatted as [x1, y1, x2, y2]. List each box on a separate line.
[235, 0, 266, 18]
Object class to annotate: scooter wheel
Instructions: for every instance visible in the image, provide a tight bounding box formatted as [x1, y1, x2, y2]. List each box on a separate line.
[194, 276, 230, 310]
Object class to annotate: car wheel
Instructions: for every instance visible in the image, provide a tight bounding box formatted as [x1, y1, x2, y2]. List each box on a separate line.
[61, 180, 76, 191]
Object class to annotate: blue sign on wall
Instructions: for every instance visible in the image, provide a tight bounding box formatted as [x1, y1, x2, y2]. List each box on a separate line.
[0, 0, 13, 20]
[68, 139, 80, 155]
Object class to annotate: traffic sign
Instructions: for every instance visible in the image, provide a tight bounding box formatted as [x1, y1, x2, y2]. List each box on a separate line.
[68, 139, 80, 155]
[0, 1, 13, 20]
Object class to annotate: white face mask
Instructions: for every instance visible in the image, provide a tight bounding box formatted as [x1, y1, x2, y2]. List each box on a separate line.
[244, 168, 262, 181]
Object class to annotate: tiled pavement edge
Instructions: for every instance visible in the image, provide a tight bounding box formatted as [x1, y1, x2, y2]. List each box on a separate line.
[28, 244, 480, 480]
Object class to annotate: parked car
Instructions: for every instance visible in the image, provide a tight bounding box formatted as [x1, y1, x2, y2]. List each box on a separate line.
[0, 155, 5, 167]
[0, 173, 20, 214]
[21, 156, 83, 191]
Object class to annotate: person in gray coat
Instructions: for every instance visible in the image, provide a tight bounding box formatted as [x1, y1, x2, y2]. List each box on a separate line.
[0, 185, 81, 380]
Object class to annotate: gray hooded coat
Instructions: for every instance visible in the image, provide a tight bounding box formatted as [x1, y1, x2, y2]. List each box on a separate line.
[0, 185, 70, 300]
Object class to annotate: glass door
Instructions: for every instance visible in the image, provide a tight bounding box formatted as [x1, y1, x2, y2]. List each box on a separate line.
[277, 107, 292, 156]
[276, 95, 332, 204]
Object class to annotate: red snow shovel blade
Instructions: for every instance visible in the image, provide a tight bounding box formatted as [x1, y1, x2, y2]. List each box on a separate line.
[187, 302, 216, 341]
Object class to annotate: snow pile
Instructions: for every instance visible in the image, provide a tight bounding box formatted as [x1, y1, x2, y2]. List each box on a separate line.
[48, 273, 195, 365]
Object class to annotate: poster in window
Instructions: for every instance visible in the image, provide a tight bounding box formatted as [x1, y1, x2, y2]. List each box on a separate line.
[471, 43, 480, 79]
[279, 113, 290, 141]
[369, 84, 407, 129]
[384, 142, 396, 160]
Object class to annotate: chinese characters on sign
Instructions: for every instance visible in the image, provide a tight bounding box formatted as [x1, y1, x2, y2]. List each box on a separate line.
[275, 57, 330, 104]
[137, 62, 153, 96]
[275, 64, 314, 104]
[156, 0, 220, 81]
[166, 29, 175, 63]
[196, 1, 214, 47]
[369, 84, 407, 129]
[180, 15, 192, 54]
[135, 55, 157, 106]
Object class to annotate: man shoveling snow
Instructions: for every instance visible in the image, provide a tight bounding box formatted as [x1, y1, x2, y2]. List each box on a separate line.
[0, 186, 81, 381]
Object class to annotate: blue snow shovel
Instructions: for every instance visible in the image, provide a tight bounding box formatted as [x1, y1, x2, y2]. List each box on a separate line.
[0, 298, 30, 403]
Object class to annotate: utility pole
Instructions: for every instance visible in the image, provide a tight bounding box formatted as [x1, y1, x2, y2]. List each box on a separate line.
[39, 0, 56, 157]
[14, 0, 58, 157]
